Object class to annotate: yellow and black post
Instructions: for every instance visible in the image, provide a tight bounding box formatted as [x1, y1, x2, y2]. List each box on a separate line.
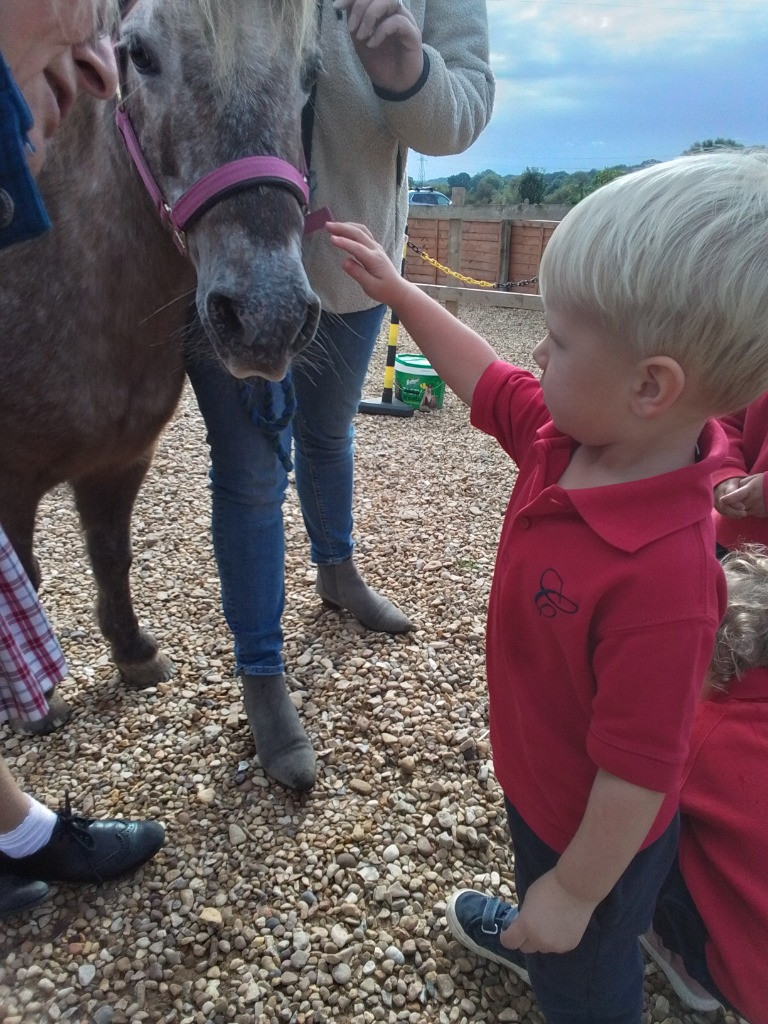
[358, 230, 414, 418]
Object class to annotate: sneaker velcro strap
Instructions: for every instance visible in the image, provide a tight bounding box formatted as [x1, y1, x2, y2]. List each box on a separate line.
[481, 897, 504, 935]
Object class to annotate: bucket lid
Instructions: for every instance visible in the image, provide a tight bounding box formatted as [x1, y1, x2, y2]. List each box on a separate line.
[394, 353, 441, 377]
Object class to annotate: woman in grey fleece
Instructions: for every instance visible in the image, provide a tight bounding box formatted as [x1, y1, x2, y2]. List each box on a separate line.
[185, 0, 495, 791]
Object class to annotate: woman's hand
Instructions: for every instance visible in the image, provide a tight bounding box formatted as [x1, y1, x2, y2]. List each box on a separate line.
[333, 0, 424, 94]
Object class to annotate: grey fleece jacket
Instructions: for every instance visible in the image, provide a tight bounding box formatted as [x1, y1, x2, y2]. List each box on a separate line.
[301, 0, 495, 314]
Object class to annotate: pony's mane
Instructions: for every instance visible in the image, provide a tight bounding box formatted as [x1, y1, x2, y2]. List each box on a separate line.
[98, 0, 121, 34]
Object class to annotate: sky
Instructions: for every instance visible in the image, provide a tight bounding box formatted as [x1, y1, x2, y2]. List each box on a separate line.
[413, 0, 768, 180]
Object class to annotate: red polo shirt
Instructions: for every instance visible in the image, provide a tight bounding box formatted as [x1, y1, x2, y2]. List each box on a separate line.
[712, 392, 768, 548]
[679, 670, 768, 1024]
[471, 361, 728, 853]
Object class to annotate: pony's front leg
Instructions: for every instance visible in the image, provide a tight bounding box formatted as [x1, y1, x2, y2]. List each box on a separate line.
[0, 480, 44, 591]
[73, 459, 174, 688]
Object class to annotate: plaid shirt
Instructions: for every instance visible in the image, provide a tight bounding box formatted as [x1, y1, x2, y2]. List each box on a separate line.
[1, 51, 62, 722]
[0, 525, 67, 723]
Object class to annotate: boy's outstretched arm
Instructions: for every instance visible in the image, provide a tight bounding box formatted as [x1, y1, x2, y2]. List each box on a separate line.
[327, 221, 499, 406]
[500, 770, 665, 954]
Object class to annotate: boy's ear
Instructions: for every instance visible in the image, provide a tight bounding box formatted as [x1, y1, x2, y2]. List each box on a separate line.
[631, 356, 686, 418]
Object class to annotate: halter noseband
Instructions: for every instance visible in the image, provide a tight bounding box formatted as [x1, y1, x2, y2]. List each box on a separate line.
[114, 48, 328, 256]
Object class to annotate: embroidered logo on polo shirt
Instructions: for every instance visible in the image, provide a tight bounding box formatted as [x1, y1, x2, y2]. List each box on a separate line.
[535, 568, 578, 618]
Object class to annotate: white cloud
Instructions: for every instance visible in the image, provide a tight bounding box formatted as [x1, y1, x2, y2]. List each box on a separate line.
[414, 1, 767, 178]
[487, 0, 762, 53]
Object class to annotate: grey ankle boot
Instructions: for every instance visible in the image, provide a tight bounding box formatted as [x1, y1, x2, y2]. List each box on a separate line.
[316, 558, 412, 633]
[241, 673, 316, 792]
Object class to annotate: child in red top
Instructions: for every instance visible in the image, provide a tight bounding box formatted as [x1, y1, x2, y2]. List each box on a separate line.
[327, 149, 768, 1024]
[644, 545, 768, 1024]
[713, 391, 768, 549]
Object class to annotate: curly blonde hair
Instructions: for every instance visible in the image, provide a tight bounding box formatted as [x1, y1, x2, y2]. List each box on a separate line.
[711, 545, 768, 687]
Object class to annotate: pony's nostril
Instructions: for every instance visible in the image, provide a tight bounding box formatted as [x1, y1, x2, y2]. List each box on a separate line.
[206, 292, 244, 341]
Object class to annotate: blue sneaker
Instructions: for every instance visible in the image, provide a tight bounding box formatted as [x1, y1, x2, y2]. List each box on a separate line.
[446, 889, 530, 984]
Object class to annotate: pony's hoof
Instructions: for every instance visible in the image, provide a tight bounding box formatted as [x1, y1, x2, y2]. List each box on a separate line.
[119, 652, 175, 689]
[9, 690, 71, 735]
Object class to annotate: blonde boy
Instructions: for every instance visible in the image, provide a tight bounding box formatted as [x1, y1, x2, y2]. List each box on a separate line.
[327, 150, 768, 1023]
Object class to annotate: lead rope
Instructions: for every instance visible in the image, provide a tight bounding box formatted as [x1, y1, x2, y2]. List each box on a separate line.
[239, 0, 319, 473]
[239, 376, 296, 473]
[238, 0, 316, 476]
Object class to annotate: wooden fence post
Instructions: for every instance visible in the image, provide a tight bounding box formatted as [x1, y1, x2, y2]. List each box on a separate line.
[498, 219, 513, 289]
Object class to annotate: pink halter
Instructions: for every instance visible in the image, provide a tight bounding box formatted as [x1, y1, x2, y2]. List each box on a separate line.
[115, 102, 326, 255]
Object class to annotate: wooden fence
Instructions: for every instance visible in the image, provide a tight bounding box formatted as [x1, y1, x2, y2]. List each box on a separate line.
[404, 200, 570, 314]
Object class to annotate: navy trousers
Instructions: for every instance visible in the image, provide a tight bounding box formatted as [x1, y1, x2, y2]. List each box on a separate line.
[505, 799, 679, 1024]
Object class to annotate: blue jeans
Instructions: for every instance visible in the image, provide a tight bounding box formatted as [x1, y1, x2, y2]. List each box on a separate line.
[505, 799, 679, 1024]
[185, 305, 386, 675]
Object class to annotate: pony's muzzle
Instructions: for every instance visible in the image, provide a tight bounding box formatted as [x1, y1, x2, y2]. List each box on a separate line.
[203, 288, 320, 380]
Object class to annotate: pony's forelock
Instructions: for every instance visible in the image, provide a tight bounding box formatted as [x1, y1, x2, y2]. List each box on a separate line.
[185, 0, 316, 85]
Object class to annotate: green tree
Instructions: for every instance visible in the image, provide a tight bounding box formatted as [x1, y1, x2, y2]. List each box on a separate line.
[545, 183, 584, 205]
[518, 167, 546, 205]
[586, 165, 628, 195]
[683, 138, 743, 155]
[472, 170, 508, 204]
[545, 170, 593, 205]
[447, 172, 472, 191]
[541, 171, 568, 201]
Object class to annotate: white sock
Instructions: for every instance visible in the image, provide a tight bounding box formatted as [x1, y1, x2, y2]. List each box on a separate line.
[0, 796, 57, 857]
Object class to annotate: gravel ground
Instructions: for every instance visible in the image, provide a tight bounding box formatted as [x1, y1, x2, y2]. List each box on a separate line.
[0, 305, 739, 1024]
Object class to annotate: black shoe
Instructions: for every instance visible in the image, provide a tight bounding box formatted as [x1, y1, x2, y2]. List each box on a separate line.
[0, 873, 49, 919]
[0, 794, 165, 884]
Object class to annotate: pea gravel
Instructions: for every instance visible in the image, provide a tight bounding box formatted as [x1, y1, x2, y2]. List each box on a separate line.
[0, 306, 739, 1024]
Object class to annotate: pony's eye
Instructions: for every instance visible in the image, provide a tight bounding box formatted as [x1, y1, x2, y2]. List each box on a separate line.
[128, 43, 157, 75]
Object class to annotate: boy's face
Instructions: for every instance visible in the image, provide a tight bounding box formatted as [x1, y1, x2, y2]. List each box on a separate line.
[533, 304, 639, 446]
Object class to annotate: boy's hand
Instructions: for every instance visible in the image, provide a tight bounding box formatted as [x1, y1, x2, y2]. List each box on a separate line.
[500, 869, 596, 955]
[715, 474, 767, 518]
[326, 221, 406, 308]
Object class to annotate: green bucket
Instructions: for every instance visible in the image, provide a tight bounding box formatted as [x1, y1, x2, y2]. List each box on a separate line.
[394, 353, 445, 410]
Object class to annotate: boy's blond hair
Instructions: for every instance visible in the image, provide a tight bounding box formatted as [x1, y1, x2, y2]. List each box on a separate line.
[711, 545, 768, 687]
[539, 151, 768, 415]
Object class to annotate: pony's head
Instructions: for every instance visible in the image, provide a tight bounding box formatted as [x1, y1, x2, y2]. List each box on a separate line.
[117, 0, 321, 378]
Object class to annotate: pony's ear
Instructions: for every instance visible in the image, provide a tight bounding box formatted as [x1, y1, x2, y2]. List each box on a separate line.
[119, 0, 140, 18]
